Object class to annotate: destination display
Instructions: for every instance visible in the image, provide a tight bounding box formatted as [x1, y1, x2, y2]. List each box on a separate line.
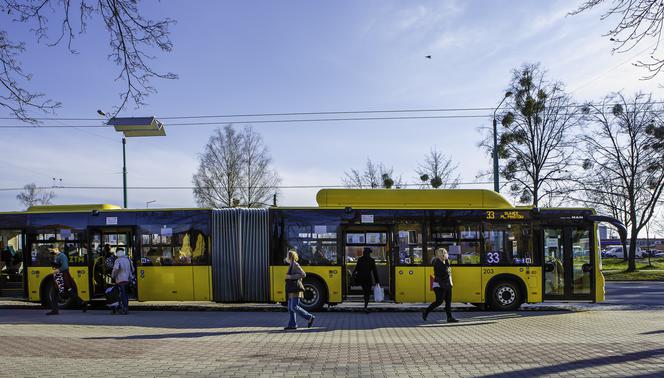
[485, 210, 528, 221]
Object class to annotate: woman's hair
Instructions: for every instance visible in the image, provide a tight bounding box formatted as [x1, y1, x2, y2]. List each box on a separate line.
[285, 249, 299, 263]
[432, 248, 448, 263]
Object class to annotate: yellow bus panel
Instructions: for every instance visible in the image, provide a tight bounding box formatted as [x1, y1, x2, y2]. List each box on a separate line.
[27, 268, 50, 301]
[481, 266, 540, 303]
[137, 266, 194, 301]
[270, 265, 342, 303]
[193, 266, 212, 301]
[27, 267, 90, 302]
[316, 189, 514, 209]
[394, 266, 426, 303]
[70, 267, 91, 301]
[424, 266, 482, 303]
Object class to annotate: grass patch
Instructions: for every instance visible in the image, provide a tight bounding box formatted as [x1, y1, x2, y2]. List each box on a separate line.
[601, 257, 664, 270]
[602, 257, 664, 281]
[603, 269, 664, 281]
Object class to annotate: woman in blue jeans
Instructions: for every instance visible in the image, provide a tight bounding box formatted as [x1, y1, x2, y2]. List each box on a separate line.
[284, 250, 315, 330]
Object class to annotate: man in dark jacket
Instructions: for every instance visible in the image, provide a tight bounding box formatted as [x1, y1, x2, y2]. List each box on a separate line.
[353, 247, 380, 313]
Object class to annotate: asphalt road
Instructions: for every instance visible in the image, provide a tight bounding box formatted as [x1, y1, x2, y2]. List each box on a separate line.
[605, 281, 664, 306]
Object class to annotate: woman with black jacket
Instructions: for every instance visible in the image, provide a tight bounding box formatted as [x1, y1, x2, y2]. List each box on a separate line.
[422, 248, 458, 323]
[353, 247, 380, 313]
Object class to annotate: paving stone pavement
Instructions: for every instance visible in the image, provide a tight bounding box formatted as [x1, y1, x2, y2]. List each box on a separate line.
[0, 308, 663, 377]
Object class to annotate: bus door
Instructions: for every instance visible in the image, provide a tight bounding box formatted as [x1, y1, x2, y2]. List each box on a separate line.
[543, 226, 594, 300]
[0, 230, 26, 298]
[393, 225, 426, 303]
[343, 227, 392, 300]
[88, 228, 136, 298]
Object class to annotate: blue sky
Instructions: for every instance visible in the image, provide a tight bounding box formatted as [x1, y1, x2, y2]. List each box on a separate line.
[1, 0, 662, 211]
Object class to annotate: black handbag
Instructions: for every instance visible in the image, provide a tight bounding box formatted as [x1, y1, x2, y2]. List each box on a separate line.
[285, 263, 305, 293]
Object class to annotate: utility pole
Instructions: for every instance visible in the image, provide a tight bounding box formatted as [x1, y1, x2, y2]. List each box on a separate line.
[493, 91, 513, 193]
[122, 138, 127, 208]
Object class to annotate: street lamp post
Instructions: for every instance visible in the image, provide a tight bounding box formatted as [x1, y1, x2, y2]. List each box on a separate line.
[493, 91, 513, 193]
[106, 117, 166, 208]
[122, 138, 127, 208]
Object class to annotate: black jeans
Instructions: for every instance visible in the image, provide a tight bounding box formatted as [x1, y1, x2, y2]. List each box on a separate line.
[361, 283, 372, 308]
[49, 284, 60, 312]
[425, 285, 452, 317]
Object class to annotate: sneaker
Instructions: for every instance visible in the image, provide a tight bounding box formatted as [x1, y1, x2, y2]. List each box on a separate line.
[46, 310, 59, 315]
[283, 326, 297, 331]
[447, 317, 459, 323]
[364, 308, 370, 314]
[422, 309, 428, 321]
[307, 316, 315, 328]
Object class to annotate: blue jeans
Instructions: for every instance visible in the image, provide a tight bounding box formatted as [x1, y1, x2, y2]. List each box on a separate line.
[287, 297, 313, 328]
[118, 283, 129, 312]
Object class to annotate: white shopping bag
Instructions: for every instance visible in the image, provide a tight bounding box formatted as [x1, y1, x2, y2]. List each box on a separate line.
[374, 284, 384, 303]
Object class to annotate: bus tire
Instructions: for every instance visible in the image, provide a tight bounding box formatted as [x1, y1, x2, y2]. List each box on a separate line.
[41, 278, 81, 310]
[488, 280, 522, 311]
[300, 278, 326, 312]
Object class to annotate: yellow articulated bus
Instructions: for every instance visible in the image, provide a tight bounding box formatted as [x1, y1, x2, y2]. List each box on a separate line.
[0, 189, 626, 311]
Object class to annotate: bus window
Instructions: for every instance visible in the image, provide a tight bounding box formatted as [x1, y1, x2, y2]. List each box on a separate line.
[483, 223, 536, 266]
[396, 224, 423, 265]
[30, 229, 87, 267]
[286, 224, 338, 265]
[428, 224, 481, 265]
[428, 224, 457, 264]
[344, 232, 387, 263]
[139, 225, 207, 266]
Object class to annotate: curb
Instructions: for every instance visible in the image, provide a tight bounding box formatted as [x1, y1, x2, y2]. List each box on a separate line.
[0, 300, 576, 312]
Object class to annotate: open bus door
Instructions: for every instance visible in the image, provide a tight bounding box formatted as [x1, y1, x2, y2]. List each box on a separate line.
[88, 227, 136, 299]
[342, 226, 392, 301]
[0, 230, 26, 298]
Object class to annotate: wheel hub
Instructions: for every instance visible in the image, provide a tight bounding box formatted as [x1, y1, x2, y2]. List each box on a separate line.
[497, 286, 516, 305]
[301, 285, 318, 305]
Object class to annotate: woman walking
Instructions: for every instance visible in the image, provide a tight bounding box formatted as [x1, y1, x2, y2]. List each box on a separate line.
[284, 250, 315, 330]
[422, 248, 458, 323]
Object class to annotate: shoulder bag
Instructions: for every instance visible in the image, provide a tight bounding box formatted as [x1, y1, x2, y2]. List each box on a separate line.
[285, 263, 305, 293]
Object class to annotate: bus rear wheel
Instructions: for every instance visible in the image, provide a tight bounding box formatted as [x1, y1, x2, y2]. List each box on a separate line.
[488, 281, 522, 311]
[300, 278, 326, 312]
[41, 279, 81, 310]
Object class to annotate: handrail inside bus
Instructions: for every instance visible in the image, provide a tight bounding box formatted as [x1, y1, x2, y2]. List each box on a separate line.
[585, 215, 628, 252]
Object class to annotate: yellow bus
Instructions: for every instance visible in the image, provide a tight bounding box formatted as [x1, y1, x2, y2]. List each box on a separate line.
[0, 189, 626, 311]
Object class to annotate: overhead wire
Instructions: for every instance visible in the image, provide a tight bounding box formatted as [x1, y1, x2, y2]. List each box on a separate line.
[2, 100, 664, 125]
[0, 182, 494, 191]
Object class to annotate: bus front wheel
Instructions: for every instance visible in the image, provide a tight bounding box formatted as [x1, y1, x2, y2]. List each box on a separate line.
[488, 281, 522, 311]
[300, 278, 326, 312]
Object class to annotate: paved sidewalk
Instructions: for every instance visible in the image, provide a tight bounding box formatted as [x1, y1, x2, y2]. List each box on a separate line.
[1, 308, 663, 377]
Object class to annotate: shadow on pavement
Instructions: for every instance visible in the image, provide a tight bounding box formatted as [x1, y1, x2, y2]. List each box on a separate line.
[0, 308, 572, 332]
[641, 330, 664, 335]
[479, 347, 664, 378]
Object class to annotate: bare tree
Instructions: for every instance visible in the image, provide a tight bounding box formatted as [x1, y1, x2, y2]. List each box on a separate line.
[0, 0, 176, 122]
[416, 148, 460, 189]
[343, 159, 402, 189]
[239, 126, 281, 207]
[577, 92, 664, 271]
[193, 125, 280, 208]
[16, 183, 55, 209]
[193, 126, 243, 208]
[481, 63, 581, 207]
[571, 0, 664, 80]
